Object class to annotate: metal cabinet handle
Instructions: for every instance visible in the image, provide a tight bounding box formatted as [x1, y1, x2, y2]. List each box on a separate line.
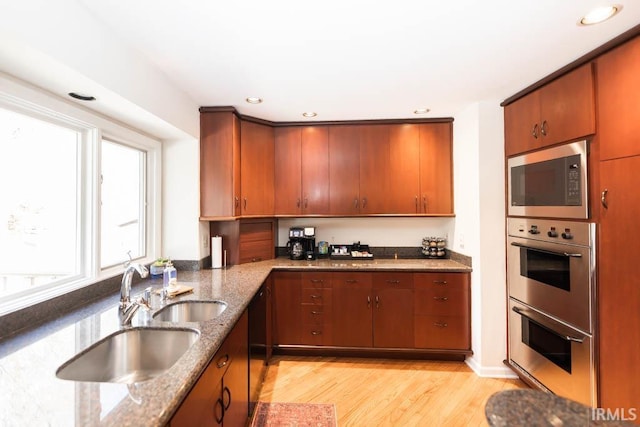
[540, 120, 548, 136]
[217, 354, 229, 368]
[512, 306, 585, 343]
[415, 196, 419, 213]
[310, 294, 322, 300]
[304, 197, 308, 208]
[234, 196, 239, 208]
[311, 310, 322, 315]
[375, 295, 380, 309]
[433, 280, 448, 285]
[346, 279, 357, 284]
[601, 189, 608, 209]
[251, 257, 262, 262]
[223, 386, 231, 410]
[386, 280, 400, 284]
[214, 398, 224, 424]
[433, 296, 449, 301]
[310, 279, 324, 284]
[532, 123, 539, 139]
[243, 198, 247, 210]
[354, 198, 359, 209]
[311, 331, 322, 336]
[423, 196, 427, 212]
[434, 322, 448, 328]
[362, 197, 367, 208]
[510, 242, 582, 258]
[367, 296, 371, 308]
[296, 198, 301, 208]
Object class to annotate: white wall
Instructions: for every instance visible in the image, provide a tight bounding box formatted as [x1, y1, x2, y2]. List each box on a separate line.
[452, 101, 514, 378]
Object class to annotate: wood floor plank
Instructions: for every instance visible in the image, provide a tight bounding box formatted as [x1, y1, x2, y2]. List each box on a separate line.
[258, 356, 527, 426]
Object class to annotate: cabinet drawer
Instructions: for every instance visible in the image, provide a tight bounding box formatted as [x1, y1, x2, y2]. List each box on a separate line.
[301, 288, 332, 305]
[301, 303, 332, 324]
[414, 315, 470, 350]
[331, 272, 372, 288]
[239, 221, 274, 242]
[239, 240, 273, 263]
[414, 272, 468, 291]
[302, 272, 332, 289]
[414, 288, 469, 316]
[373, 272, 414, 289]
[299, 326, 330, 346]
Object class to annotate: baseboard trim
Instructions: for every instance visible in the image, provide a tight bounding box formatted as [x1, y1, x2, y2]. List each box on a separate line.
[465, 356, 519, 378]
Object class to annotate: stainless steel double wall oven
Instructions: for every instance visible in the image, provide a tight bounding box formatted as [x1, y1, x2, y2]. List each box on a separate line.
[506, 140, 596, 407]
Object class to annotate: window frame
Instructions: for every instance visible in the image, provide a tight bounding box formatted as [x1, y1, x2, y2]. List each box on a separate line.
[0, 73, 161, 316]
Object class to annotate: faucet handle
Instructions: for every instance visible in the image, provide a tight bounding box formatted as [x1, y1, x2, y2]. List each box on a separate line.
[141, 286, 152, 308]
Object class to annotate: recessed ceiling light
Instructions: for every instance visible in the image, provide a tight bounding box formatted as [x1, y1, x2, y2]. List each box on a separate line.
[414, 108, 430, 115]
[245, 97, 263, 104]
[302, 112, 317, 118]
[68, 92, 96, 101]
[579, 5, 621, 25]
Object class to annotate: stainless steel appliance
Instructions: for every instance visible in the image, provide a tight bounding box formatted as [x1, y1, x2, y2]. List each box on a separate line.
[286, 227, 316, 260]
[507, 217, 596, 407]
[508, 140, 588, 219]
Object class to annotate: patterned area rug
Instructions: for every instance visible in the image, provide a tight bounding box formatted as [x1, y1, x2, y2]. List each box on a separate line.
[251, 402, 337, 427]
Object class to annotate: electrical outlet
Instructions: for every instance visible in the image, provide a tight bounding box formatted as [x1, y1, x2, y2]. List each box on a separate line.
[458, 233, 465, 250]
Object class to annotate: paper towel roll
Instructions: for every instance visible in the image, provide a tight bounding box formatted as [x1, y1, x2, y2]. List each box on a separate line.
[211, 236, 223, 269]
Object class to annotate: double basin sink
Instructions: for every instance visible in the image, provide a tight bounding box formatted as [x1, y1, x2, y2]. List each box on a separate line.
[56, 300, 227, 384]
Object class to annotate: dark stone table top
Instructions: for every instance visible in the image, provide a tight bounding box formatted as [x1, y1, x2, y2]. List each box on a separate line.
[486, 390, 636, 426]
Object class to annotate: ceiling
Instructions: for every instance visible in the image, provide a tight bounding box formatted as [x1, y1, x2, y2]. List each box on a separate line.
[74, 0, 640, 124]
[1, 1, 639, 138]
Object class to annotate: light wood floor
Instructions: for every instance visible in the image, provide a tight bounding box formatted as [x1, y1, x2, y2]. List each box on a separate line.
[257, 355, 527, 427]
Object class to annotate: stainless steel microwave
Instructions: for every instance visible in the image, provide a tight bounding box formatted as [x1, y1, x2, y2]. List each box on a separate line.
[507, 140, 588, 219]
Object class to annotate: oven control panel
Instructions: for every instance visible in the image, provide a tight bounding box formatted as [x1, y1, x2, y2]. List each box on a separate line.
[508, 218, 593, 247]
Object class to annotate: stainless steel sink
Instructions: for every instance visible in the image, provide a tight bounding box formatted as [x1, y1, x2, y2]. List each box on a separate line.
[153, 300, 227, 323]
[56, 327, 199, 383]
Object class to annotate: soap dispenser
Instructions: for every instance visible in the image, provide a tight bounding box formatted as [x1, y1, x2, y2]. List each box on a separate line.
[163, 260, 177, 293]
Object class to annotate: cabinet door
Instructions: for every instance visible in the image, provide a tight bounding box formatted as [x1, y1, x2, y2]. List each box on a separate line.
[331, 272, 372, 347]
[372, 273, 414, 348]
[539, 63, 595, 147]
[301, 126, 330, 214]
[223, 312, 249, 427]
[598, 157, 640, 410]
[200, 112, 241, 218]
[419, 123, 453, 214]
[388, 124, 421, 214]
[240, 121, 275, 216]
[329, 125, 361, 215]
[271, 272, 302, 345]
[274, 127, 302, 215]
[171, 367, 222, 427]
[597, 36, 640, 160]
[504, 91, 541, 157]
[359, 125, 389, 214]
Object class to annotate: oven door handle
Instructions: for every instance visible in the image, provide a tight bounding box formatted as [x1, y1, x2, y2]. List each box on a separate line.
[510, 242, 582, 258]
[512, 306, 586, 343]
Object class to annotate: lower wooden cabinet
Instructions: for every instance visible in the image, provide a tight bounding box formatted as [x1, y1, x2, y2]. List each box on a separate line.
[171, 311, 249, 427]
[210, 218, 276, 266]
[271, 270, 470, 354]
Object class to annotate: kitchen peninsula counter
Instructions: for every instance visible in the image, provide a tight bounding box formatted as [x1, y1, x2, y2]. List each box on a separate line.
[0, 257, 470, 426]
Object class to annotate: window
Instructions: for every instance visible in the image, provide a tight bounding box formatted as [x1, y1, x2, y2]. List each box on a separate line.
[0, 80, 160, 315]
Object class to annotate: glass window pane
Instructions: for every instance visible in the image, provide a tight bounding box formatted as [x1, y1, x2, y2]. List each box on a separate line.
[100, 140, 146, 268]
[0, 107, 81, 298]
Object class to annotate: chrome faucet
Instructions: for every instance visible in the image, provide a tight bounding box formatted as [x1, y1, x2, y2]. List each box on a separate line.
[119, 261, 150, 325]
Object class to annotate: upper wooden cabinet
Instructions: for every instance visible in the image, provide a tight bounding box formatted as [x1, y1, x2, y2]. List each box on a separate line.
[504, 63, 596, 156]
[240, 121, 275, 216]
[200, 111, 241, 218]
[328, 125, 361, 215]
[597, 36, 640, 161]
[274, 126, 330, 215]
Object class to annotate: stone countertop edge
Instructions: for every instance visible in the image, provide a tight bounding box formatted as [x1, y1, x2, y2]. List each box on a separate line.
[0, 257, 471, 427]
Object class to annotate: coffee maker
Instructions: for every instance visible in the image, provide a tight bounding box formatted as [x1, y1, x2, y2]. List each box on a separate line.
[287, 227, 316, 260]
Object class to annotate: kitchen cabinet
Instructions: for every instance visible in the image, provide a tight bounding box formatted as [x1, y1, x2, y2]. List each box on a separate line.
[504, 63, 595, 156]
[414, 272, 471, 350]
[274, 126, 330, 215]
[171, 311, 249, 427]
[300, 272, 333, 345]
[271, 271, 302, 345]
[598, 157, 640, 410]
[240, 121, 275, 216]
[388, 124, 421, 213]
[331, 272, 374, 347]
[372, 272, 414, 348]
[359, 125, 390, 214]
[597, 35, 640, 160]
[210, 218, 276, 266]
[419, 123, 453, 214]
[328, 125, 361, 215]
[200, 110, 241, 218]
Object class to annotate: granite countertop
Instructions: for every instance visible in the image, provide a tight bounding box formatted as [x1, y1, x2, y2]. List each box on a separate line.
[485, 390, 636, 427]
[0, 257, 470, 426]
